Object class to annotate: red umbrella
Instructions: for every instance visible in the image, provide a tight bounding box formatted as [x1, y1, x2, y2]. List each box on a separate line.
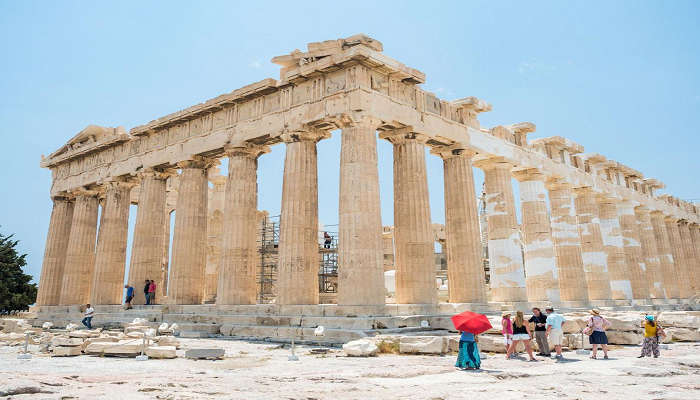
[451, 311, 492, 335]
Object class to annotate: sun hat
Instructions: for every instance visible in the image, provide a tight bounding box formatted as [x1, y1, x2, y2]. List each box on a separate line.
[502, 311, 512, 317]
[589, 309, 601, 316]
[645, 315, 654, 321]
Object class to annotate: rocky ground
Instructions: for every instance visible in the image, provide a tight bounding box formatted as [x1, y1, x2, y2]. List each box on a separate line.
[2, 337, 699, 399]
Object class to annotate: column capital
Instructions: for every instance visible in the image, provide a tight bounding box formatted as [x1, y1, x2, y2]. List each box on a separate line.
[176, 156, 218, 170]
[69, 187, 102, 199]
[545, 176, 572, 190]
[378, 127, 430, 145]
[223, 142, 270, 159]
[512, 168, 546, 182]
[634, 205, 653, 215]
[429, 144, 476, 160]
[664, 215, 681, 224]
[100, 176, 138, 191]
[472, 156, 513, 170]
[280, 129, 330, 144]
[572, 186, 595, 195]
[137, 167, 176, 181]
[51, 193, 73, 202]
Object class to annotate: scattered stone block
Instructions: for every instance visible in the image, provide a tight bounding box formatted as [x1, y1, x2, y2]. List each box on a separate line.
[185, 348, 225, 360]
[65, 323, 78, 332]
[667, 328, 700, 342]
[42, 322, 53, 330]
[53, 346, 81, 356]
[103, 343, 145, 357]
[125, 326, 150, 335]
[69, 331, 98, 339]
[146, 346, 177, 359]
[399, 336, 446, 355]
[51, 337, 83, 347]
[155, 336, 180, 349]
[343, 339, 378, 357]
[606, 331, 642, 345]
[179, 331, 209, 338]
[658, 312, 700, 329]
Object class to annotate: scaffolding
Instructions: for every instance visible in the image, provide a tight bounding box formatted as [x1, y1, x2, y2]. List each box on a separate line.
[319, 225, 339, 295]
[257, 214, 280, 303]
[478, 183, 491, 284]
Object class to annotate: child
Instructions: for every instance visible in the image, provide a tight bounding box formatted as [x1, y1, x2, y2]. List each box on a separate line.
[638, 315, 665, 358]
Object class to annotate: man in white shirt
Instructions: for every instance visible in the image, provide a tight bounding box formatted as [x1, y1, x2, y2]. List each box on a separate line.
[545, 307, 565, 359]
[82, 304, 95, 329]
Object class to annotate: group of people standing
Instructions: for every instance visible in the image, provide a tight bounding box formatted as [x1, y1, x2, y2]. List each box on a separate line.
[123, 280, 157, 309]
[501, 307, 566, 361]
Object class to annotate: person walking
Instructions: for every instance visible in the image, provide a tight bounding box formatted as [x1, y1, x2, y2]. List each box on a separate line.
[143, 279, 151, 305]
[124, 284, 134, 310]
[455, 331, 481, 370]
[506, 311, 537, 361]
[545, 307, 565, 360]
[638, 315, 665, 358]
[585, 309, 611, 359]
[148, 280, 157, 305]
[323, 232, 332, 249]
[529, 307, 550, 357]
[81, 304, 94, 329]
[501, 312, 513, 354]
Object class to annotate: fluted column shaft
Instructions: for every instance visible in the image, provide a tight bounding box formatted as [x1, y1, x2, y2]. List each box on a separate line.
[217, 144, 268, 305]
[277, 132, 326, 305]
[475, 160, 526, 302]
[574, 187, 612, 301]
[547, 181, 589, 302]
[128, 170, 169, 305]
[91, 181, 133, 304]
[381, 132, 436, 304]
[60, 192, 99, 305]
[635, 207, 665, 299]
[618, 201, 648, 299]
[598, 199, 633, 300]
[690, 224, 700, 291]
[678, 221, 698, 295]
[337, 121, 385, 306]
[513, 170, 559, 302]
[650, 212, 679, 299]
[169, 159, 211, 304]
[438, 147, 486, 303]
[204, 174, 226, 303]
[665, 218, 693, 298]
[36, 197, 74, 306]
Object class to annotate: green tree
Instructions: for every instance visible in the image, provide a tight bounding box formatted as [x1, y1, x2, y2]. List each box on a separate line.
[0, 231, 37, 313]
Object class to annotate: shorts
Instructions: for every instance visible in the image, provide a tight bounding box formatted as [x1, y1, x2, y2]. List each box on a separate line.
[503, 334, 512, 346]
[549, 328, 564, 346]
[125, 295, 133, 303]
[512, 334, 530, 341]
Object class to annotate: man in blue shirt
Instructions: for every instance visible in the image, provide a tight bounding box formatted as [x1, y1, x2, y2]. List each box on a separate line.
[124, 284, 134, 310]
[545, 307, 566, 359]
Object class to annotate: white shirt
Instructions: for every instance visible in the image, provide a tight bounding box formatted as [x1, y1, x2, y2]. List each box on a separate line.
[85, 307, 95, 317]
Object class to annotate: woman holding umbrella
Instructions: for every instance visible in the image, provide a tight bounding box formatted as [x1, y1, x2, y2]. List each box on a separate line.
[451, 311, 492, 370]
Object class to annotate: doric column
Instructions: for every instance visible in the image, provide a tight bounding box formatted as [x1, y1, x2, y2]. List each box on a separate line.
[547, 179, 589, 302]
[650, 211, 679, 299]
[618, 200, 649, 299]
[337, 119, 385, 306]
[128, 169, 170, 305]
[204, 171, 226, 303]
[59, 190, 99, 305]
[634, 207, 665, 299]
[678, 220, 698, 295]
[36, 197, 74, 306]
[379, 130, 436, 304]
[597, 197, 633, 300]
[90, 180, 134, 305]
[473, 159, 526, 302]
[665, 217, 693, 298]
[433, 145, 486, 303]
[691, 224, 700, 291]
[168, 157, 213, 305]
[512, 169, 559, 302]
[217, 143, 269, 305]
[573, 187, 612, 301]
[277, 131, 328, 305]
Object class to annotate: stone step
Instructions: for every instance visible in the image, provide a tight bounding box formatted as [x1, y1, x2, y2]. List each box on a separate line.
[220, 324, 369, 344]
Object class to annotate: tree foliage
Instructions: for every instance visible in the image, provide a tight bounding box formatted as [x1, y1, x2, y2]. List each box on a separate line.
[0, 230, 37, 313]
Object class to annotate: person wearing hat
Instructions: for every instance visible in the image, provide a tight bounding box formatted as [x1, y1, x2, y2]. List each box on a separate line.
[501, 312, 514, 354]
[585, 309, 611, 359]
[638, 315, 665, 358]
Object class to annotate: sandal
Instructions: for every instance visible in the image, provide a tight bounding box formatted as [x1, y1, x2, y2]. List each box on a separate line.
[590, 356, 597, 359]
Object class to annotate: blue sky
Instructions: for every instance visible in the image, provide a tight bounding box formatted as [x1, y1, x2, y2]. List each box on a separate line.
[1, 1, 698, 283]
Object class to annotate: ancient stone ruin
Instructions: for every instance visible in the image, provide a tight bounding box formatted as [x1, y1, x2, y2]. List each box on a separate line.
[35, 35, 698, 328]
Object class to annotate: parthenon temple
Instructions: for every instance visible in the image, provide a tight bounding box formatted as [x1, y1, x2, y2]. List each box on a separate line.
[35, 35, 699, 328]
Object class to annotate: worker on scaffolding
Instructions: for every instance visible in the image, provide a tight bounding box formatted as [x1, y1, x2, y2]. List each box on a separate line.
[323, 231, 332, 249]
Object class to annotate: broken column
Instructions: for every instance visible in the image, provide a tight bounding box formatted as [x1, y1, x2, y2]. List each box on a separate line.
[36, 197, 74, 306]
[634, 206, 665, 299]
[337, 119, 385, 306]
[650, 211, 679, 299]
[91, 180, 134, 305]
[434, 145, 487, 303]
[380, 129, 436, 304]
[618, 200, 649, 299]
[168, 157, 212, 305]
[512, 169, 559, 302]
[277, 131, 328, 305]
[217, 143, 269, 305]
[573, 187, 612, 301]
[60, 190, 99, 305]
[473, 158, 526, 302]
[597, 197, 633, 300]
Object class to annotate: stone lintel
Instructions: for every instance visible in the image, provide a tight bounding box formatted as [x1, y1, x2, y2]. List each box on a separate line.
[472, 156, 512, 170]
[223, 142, 271, 159]
[545, 176, 573, 190]
[279, 129, 331, 144]
[512, 168, 547, 182]
[176, 156, 218, 170]
[451, 96, 493, 113]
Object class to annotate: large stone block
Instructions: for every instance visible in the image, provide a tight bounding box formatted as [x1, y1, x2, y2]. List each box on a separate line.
[398, 336, 447, 355]
[657, 312, 700, 329]
[146, 346, 177, 359]
[155, 336, 181, 349]
[667, 328, 700, 342]
[606, 331, 642, 345]
[53, 346, 82, 356]
[51, 337, 83, 347]
[342, 339, 378, 357]
[185, 348, 225, 360]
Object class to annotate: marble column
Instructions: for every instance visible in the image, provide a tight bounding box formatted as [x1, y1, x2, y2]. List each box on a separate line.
[650, 211, 679, 299]
[513, 169, 559, 302]
[380, 130, 436, 304]
[168, 158, 211, 305]
[204, 173, 226, 303]
[337, 120, 385, 306]
[547, 179, 589, 302]
[128, 170, 169, 305]
[691, 224, 700, 291]
[217, 144, 268, 305]
[473, 159, 526, 302]
[36, 197, 74, 306]
[634, 207, 665, 299]
[91, 180, 134, 305]
[277, 131, 327, 305]
[573, 187, 612, 301]
[665, 217, 693, 298]
[598, 198, 633, 300]
[435, 146, 487, 303]
[59, 191, 99, 305]
[678, 220, 698, 295]
[618, 200, 649, 299]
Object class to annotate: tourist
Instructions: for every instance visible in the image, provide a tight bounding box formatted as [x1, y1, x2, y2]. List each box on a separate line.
[81, 304, 94, 329]
[323, 232, 332, 249]
[455, 331, 480, 370]
[506, 311, 537, 361]
[144, 279, 151, 305]
[585, 309, 611, 359]
[638, 315, 665, 358]
[124, 284, 134, 310]
[545, 307, 565, 359]
[501, 312, 513, 354]
[148, 280, 157, 305]
[529, 307, 550, 357]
